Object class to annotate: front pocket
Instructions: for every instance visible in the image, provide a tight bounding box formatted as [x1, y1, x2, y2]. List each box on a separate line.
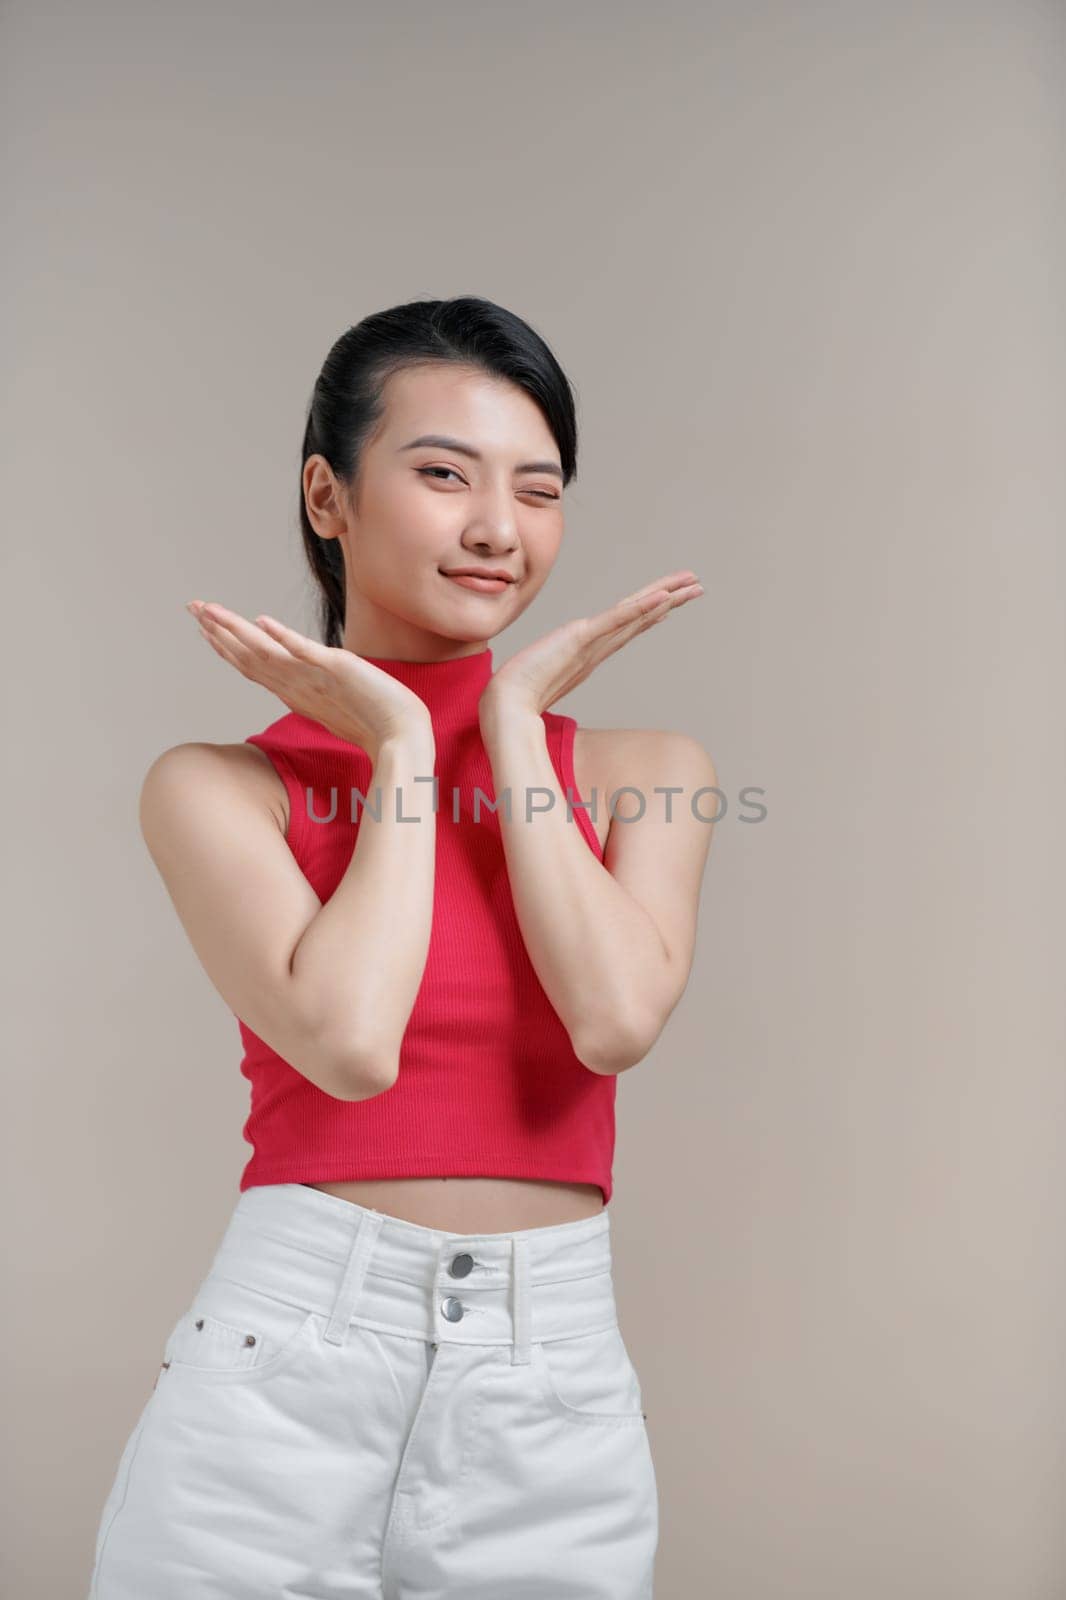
[531, 1323, 647, 1427]
[162, 1275, 321, 1387]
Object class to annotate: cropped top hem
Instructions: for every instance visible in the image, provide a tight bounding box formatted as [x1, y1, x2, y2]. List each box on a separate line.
[240, 1157, 611, 1207]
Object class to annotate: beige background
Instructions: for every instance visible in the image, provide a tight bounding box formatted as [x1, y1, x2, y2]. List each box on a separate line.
[5, 2, 1064, 1595]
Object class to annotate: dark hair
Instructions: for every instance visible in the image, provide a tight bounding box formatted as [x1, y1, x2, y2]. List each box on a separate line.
[299, 296, 579, 647]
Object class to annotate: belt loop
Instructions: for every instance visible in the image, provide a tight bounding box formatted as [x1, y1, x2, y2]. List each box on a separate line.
[324, 1207, 385, 1347]
[510, 1236, 531, 1365]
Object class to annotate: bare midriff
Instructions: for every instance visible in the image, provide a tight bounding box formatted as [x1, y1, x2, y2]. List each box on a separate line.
[302, 1176, 605, 1233]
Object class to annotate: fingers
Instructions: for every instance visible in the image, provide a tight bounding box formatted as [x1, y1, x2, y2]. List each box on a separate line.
[251, 614, 323, 663]
[629, 570, 700, 604]
[190, 602, 321, 674]
[576, 575, 702, 672]
[197, 603, 275, 651]
[193, 606, 267, 680]
[614, 570, 700, 619]
[610, 583, 699, 647]
[587, 571, 702, 640]
[195, 610, 242, 671]
[188, 607, 282, 694]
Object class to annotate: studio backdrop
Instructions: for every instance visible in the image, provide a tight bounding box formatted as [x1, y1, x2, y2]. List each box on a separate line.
[4, 3, 1063, 1597]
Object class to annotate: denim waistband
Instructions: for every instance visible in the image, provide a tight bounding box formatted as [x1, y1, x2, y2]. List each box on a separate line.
[199, 1182, 617, 1366]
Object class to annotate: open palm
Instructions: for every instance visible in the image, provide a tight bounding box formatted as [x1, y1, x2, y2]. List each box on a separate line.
[482, 569, 703, 718]
[187, 600, 431, 752]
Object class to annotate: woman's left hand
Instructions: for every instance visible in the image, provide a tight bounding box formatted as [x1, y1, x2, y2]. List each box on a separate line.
[479, 568, 703, 722]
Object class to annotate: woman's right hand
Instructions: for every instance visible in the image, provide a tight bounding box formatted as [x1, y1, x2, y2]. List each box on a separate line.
[186, 600, 433, 756]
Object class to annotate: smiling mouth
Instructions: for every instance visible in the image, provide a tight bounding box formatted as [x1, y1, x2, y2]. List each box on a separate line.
[440, 571, 515, 593]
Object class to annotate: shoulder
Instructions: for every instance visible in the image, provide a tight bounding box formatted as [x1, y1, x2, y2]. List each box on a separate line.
[140, 740, 289, 838]
[573, 725, 717, 800]
[571, 726, 717, 856]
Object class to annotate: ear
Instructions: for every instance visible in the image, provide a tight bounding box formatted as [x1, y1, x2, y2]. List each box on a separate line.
[303, 456, 347, 541]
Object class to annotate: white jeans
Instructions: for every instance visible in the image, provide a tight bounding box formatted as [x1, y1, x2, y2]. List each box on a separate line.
[88, 1182, 659, 1597]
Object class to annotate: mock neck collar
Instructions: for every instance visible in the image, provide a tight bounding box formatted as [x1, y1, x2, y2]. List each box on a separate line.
[355, 646, 494, 730]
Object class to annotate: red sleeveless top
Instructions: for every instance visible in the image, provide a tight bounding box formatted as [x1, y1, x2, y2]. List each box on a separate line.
[237, 645, 617, 1204]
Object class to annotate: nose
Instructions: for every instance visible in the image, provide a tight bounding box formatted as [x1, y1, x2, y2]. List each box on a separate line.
[461, 519, 520, 558]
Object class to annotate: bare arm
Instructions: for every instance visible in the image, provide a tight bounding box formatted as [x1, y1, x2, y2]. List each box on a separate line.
[481, 712, 716, 1074]
[139, 721, 437, 1100]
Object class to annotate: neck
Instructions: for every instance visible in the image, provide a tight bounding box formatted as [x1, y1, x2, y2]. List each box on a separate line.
[354, 645, 495, 732]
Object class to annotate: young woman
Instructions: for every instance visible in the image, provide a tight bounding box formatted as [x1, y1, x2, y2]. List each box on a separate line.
[88, 296, 716, 1599]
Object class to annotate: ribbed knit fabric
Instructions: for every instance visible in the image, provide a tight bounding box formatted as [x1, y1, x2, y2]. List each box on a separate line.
[238, 645, 617, 1204]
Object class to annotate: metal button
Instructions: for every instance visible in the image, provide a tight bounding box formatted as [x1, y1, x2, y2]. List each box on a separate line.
[440, 1297, 465, 1322]
[193, 1316, 255, 1346]
[449, 1252, 474, 1278]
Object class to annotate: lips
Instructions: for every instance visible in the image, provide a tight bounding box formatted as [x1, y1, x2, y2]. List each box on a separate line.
[441, 570, 515, 593]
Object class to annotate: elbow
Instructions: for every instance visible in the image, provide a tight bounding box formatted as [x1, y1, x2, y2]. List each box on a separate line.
[332, 1042, 399, 1101]
[306, 1025, 400, 1101]
[571, 1009, 659, 1076]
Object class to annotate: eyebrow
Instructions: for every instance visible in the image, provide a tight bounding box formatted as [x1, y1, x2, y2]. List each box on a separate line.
[398, 434, 564, 481]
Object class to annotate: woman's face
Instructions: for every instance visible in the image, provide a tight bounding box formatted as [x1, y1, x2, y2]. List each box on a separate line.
[304, 362, 566, 658]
